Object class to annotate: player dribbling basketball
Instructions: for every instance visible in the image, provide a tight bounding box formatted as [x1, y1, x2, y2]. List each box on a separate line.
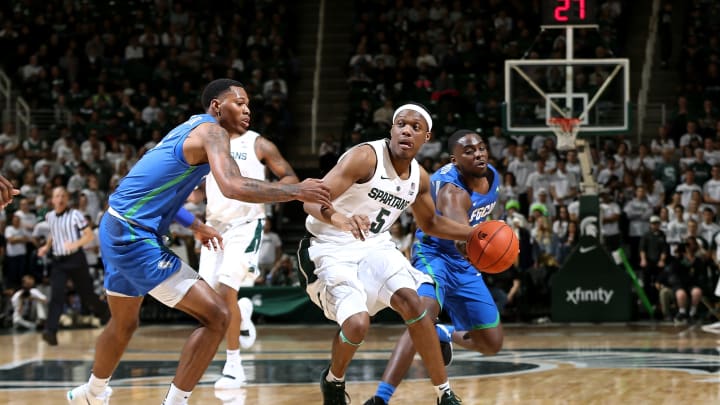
[365, 130, 505, 405]
[299, 104, 472, 405]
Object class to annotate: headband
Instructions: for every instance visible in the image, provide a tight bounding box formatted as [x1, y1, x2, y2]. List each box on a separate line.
[392, 104, 433, 131]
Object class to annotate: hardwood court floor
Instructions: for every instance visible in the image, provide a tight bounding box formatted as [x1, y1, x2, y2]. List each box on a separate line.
[1, 322, 719, 404]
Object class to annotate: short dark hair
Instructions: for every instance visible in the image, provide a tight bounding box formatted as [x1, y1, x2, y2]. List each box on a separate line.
[447, 129, 479, 152]
[201, 79, 244, 110]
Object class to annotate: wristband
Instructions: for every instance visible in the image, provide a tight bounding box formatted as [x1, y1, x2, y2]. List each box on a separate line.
[175, 207, 196, 228]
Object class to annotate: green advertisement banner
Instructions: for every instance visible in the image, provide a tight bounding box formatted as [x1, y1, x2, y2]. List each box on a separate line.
[551, 235, 632, 322]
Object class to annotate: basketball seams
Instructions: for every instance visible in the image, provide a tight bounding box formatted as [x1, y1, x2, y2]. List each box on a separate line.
[468, 220, 518, 273]
[476, 225, 507, 270]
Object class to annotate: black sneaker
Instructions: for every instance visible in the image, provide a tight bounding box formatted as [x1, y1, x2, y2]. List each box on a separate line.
[320, 366, 349, 405]
[437, 390, 462, 405]
[42, 331, 58, 346]
[363, 396, 387, 405]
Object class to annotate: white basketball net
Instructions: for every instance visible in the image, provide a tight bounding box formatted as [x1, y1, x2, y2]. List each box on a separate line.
[548, 118, 581, 151]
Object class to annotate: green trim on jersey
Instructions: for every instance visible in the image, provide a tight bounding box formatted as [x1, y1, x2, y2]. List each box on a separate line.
[125, 166, 197, 218]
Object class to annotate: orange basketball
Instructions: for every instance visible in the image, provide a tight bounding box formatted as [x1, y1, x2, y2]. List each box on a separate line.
[466, 220, 519, 274]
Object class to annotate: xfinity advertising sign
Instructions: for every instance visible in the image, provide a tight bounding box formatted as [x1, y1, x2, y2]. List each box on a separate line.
[551, 235, 632, 322]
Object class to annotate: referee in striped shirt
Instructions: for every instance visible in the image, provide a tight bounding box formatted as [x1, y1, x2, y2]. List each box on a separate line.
[38, 186, 109, 346]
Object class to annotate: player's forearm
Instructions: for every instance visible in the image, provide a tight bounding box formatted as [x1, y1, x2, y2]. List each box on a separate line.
[74, 229, 96, 249]
[277, 174, 300, 185]
[421, 215, 473, 241]
[223, 178, 300, 203]
[304, 202, 336, 225]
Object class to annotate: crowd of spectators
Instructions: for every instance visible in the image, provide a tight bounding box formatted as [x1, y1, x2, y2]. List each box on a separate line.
[0, 0, 301, 330]
[0, 0, 297, 151]
[338, 0, 627, 152]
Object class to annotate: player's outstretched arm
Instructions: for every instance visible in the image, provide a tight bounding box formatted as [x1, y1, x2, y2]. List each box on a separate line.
[256, 136, 300, 184]
[303, 145, 373, 239]
[195, 123, 330, 205]
[411, 167, 473, 241]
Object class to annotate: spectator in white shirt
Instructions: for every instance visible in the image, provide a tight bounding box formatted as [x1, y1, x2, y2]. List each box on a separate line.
[4, 215, 30, 290]
[698, 207, 720, 246]
[675, 169, 702, 207]
[526, 159, 552, 203]
[124, 36, 144, 60]
[678, 121, 703, 148]
[666, 205, 689, 247]
[596, 158, 624, 186]
[487, 126, 507, 161]
[507, 146, 533, 203]
[600, 189, 622, 251]
[141, 97, 162, 124]
[11, 275, 47, 330]
[623, 185, 654, 263]
[651, 126, 675, 156]
[703, 138, 720, 165]
[703, 164, 720, 211]
[550, 159, 578, 206]
[14, 198, 38, 234]
[258, 219, 283, 275]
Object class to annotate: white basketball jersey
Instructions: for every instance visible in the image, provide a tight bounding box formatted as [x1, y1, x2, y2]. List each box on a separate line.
[205, 131, 266, 224]
[306, 139, 421, 244]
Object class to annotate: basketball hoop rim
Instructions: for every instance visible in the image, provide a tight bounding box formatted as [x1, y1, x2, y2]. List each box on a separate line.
[548, 117, 582, 134]
[548, 117, 581, 151]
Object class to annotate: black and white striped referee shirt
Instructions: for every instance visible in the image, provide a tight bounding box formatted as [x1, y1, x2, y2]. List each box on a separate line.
[45, 209, 88, 256]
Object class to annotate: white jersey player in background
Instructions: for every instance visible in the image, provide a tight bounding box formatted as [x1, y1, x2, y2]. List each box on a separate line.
[298, 104, 473, 405]
[199, 129, 299, 390]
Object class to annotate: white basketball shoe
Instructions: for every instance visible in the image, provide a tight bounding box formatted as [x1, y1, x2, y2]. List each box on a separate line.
[67, 384, 112, 405]
[238, 297, 256, 349]
[214, 362, 247, 390]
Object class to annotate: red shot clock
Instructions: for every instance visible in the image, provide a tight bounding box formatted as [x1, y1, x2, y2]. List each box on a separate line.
[542, 0, 598, 26]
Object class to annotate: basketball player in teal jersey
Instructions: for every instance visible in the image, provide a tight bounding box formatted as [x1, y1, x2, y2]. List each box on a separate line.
[66, 79, 331, 405]
[365, 130, 504, 405]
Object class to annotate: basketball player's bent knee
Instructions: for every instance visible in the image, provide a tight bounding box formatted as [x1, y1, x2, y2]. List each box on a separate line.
[391, 288, 424, 320]
[341, 312, 369, 344]
[148, 263, 229, 331]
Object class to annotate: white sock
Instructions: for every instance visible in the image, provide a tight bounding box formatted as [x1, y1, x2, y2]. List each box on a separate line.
[690, 306, 697, 316]
[679, 308, 687, 314]
[163, 383, 191, 405]
[223, 349, 242, 375]
[87, 374, 110, 397]
[434, 381, 451, 399]
[326, 368, 344, 382]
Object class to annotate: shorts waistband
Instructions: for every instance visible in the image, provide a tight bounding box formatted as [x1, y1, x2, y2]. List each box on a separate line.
[209, 217, 263, 233]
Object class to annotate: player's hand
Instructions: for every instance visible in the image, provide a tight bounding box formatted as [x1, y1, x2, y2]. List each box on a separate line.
[192, 221, 224, 251]
[295, 179, 331, 207]
[333, 213, 370, 241]
[0, 175, 20, 209]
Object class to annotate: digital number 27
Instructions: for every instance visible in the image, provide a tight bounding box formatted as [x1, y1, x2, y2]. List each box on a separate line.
[555, 0, 586, 22]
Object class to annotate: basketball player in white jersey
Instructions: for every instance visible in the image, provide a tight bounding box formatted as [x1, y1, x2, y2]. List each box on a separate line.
[298, 104, 472, 405]
[199, 128, 299, 390]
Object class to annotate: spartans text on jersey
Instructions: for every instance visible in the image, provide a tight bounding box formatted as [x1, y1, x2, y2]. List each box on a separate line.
[367, 187, 411, 210]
